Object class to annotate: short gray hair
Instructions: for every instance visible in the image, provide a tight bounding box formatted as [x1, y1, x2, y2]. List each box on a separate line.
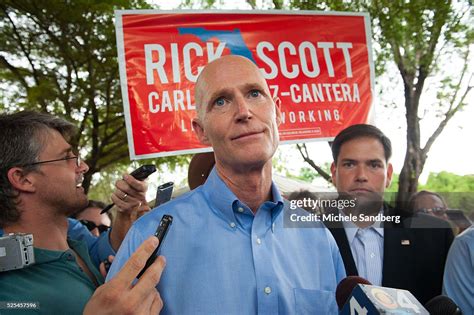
[0, 111, 76, 227]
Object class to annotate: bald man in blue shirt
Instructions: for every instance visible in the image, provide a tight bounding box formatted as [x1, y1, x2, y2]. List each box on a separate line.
[107, 55, 345, 314]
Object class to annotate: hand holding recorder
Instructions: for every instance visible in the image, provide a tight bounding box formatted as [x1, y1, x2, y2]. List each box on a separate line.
[83, 236, 166, 315]
[105, 165, 156, 251]
[102, 165, 156, 214]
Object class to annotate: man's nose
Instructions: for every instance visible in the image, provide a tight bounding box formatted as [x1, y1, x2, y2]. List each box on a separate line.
[234, 95, 252, 122]
[355, 166, 368, 182]
[79, 159, 89, 174]
[92, 228, 100, 237]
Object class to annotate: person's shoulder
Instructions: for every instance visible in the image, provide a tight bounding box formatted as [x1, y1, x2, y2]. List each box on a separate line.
[0, 271, 29, 300]
[282, 203, 337, 241]
[447, 227, 474, 263]
[454, 226, 474, 244]
[154, 187, 206, 215]
[0, 268, 21, 282]
[0, 264, 38, 289]
[133, 187, 207, 229]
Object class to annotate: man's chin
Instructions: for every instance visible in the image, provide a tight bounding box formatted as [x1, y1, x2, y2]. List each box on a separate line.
[75, 188, 88, 203]
[355, 197, 384, 215]
[339, 191, 383, 215]
[67, 197, 89, 217]
[228, 151, 272, 168]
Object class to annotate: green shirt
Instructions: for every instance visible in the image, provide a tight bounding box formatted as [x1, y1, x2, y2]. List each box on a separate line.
[0, 239, 104, 315]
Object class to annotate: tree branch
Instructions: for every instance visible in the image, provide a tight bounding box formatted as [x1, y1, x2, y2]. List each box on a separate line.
[245, 0, 256, 9]
[272, 0, 283, 9]
[96, 151, 130, 170]
[423, 73, 472, 156]
[0, 55, 29, 89]
[296, 143, 332, 183]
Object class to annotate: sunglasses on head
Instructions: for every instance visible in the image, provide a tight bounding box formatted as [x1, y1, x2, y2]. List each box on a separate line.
[79, 220, 110, 233]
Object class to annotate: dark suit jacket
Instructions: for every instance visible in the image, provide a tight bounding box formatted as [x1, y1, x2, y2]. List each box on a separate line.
[324, 208, 454, 304]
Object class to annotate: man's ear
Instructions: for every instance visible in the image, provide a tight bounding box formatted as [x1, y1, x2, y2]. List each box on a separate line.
[330, 162, 337, 185]
[192, 118, 210, 145]
[7, 167, 36, 193]
[274, 97, 282, 126]
[385, 162, 394, 188]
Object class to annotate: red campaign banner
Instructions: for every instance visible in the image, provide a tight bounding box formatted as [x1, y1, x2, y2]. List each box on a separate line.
[115, 10, 375, 159]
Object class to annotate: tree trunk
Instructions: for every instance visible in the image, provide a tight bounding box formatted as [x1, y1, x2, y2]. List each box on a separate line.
[397, 141, 422, 211]
[396, 75, 426, 211]
[83, 170, 93, 194]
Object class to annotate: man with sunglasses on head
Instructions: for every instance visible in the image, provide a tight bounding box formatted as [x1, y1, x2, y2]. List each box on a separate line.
[408, 190, 450, 221]
[0, 111, 165, 314]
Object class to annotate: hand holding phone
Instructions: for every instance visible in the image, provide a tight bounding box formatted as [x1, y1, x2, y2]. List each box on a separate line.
[137, 214, 173, 279]
[101, 164, 157, 214]
[83, 237, 165, 315]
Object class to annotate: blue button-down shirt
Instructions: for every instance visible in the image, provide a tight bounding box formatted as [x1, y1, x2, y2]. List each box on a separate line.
[443, 226, 474, 314]
[107, 168, 345, 314]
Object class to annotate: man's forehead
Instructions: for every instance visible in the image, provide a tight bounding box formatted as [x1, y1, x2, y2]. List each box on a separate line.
[39, 128, 72, 155]
[205, 70, 268, 96]
[196, 56, 267, 104]
[418, 194, 444, 205]
[341, 137, 384, 149]
[338, 137, 386, 159]
[202, 58, 262, 82]
[202, 55, 258, 72]
[206, 78, 267, 95]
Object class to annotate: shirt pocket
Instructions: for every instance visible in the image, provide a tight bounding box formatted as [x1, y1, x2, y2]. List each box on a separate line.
[294, 288, 338, 315]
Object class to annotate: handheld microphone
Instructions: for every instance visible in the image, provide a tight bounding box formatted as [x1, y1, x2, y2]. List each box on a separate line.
[424, 295, 462, 315]
[336, 276, 371, 309]
[336, 276, 429, 314]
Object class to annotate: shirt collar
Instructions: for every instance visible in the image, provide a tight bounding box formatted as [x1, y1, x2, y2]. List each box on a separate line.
[201, 167, 284, 225]
[33, 238, 85, 265]
[341, 209, 385, 243]
[269, 181, 284, 220]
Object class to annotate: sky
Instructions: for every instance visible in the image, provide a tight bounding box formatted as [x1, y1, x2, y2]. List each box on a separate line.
[143, 0, 473, 189]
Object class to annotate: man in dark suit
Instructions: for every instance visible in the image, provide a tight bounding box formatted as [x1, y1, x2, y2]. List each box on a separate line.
[325, 124, 453, 304]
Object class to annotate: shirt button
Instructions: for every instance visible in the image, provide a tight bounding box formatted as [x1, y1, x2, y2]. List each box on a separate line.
[237, 207, 244, 213]
[370, 253, 375, 258]
[229, 222, 236, 228]
[256, 238, 262, 245]
[264, 286, 272, 294]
